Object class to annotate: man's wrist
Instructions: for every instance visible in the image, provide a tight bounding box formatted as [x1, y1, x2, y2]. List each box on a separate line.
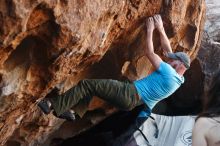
[158, 27, 165, 33]
[147, 29, 154, 33]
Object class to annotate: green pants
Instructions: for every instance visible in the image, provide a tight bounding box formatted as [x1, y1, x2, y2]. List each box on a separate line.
[51, 79, 140, 116]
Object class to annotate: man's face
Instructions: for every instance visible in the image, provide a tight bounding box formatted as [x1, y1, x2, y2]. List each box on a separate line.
[167, 59, 183, 68]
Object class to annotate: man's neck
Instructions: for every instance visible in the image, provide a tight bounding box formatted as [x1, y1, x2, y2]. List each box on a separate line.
[176, 69, 185, 76]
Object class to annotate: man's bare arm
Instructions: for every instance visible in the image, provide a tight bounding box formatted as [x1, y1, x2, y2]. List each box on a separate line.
[145, 17, 162, 70]
[154, 15, 172, 55]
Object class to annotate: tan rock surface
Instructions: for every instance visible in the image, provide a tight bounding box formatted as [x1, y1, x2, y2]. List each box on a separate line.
[204, 0, 220, 43]
[0, 0, 205, 145]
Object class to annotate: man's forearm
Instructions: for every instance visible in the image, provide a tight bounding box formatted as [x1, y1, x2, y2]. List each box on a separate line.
[146, 30, 154, 54]
[145, 16, 163, 69]
[159, 28, 172, 54]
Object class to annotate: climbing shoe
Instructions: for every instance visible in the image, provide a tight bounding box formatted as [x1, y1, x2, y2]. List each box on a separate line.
[53, 110, 76, 121]
[38, 99, 52, 115]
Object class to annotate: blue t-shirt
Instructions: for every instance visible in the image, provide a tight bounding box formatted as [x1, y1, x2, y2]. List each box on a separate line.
[134, 61, 184, 117]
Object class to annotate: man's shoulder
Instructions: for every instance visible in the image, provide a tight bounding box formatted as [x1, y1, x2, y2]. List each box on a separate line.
[158, 61, 184, 83]
[157, 61, 175, 73]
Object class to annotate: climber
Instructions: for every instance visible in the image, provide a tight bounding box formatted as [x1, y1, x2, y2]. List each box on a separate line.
[38, 14, 190, 121]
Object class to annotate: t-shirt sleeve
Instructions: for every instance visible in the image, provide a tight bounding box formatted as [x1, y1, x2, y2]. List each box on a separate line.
[157, 61, 166, 72]
[156, 61, 174, 75]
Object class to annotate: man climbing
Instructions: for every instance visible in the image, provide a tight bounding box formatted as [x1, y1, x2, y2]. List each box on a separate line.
[38, 14, 190, 121]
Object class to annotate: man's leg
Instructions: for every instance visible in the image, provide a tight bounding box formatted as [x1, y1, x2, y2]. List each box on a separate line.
[50, 79, 139, 116]
[154, 14, 172, 54]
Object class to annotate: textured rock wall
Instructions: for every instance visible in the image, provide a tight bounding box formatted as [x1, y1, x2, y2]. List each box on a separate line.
[0, 0, 205, 145]
[197, 0, 220, 104]
[204, 0, 220, 43]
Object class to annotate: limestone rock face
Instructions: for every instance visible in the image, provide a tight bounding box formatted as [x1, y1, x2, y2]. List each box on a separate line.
[197, 0, 220, 101]
[0, 0, 205, 145]
[204, 0, 220, 43]
[198, 42, 220, 94]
